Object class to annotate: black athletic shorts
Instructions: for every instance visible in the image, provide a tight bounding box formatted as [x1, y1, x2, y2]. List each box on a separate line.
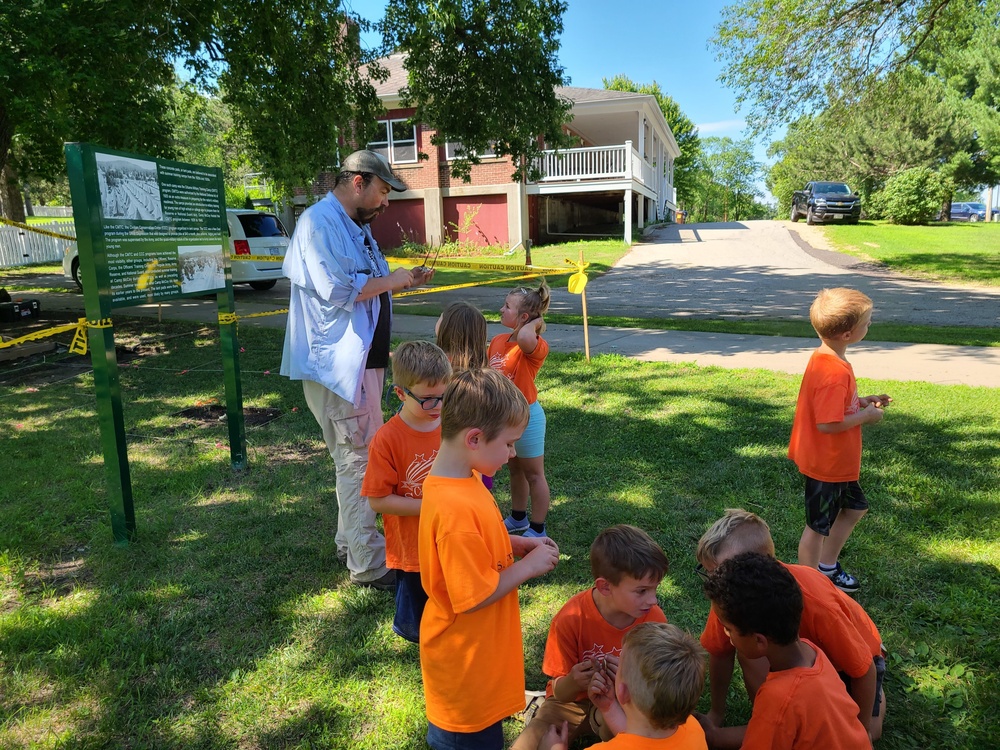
[804, 477, 868, 536]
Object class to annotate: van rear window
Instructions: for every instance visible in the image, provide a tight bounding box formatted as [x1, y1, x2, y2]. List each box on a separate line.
[238, 213, 287, 238]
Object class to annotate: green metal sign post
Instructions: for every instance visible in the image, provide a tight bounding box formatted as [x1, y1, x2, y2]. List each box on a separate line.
[65, 143, 247, 545]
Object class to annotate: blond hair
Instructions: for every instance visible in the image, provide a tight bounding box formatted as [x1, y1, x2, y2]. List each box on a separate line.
[696, 509, 775, 569]
[507, 280, 551, 332]
[590, 525, 669, 585]
[620, 623, 706, 730]
[391, 340, 452, 389]
[809, 288, 873, 339]
[436, 302, 488, 373]
[441, 368, 529, 441]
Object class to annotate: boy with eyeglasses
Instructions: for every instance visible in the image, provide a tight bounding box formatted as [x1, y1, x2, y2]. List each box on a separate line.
[362, 340, 452, 641]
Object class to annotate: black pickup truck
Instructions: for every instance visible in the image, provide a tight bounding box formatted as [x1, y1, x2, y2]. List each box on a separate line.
[790, 182, 862, 224]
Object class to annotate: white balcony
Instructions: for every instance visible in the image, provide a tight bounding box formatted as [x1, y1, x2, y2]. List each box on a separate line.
[532, 141, 657, 189]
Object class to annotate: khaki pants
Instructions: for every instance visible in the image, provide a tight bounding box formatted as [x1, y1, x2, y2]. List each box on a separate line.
[511, 697, 610, 750]
[303, 372, 387, 583]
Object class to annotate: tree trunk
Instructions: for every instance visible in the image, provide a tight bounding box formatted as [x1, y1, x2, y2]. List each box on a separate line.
[0, 163, 26, 222]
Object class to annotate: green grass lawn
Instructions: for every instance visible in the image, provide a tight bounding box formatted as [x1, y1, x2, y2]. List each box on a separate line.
[2, 323, 997, 748]
[822, 221, 1000, 285]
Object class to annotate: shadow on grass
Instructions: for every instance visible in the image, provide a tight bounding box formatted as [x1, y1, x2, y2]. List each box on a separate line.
[2, 338, 997, 748]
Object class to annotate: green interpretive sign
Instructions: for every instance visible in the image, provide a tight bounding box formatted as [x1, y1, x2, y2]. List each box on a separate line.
[65, 143, 247, 546]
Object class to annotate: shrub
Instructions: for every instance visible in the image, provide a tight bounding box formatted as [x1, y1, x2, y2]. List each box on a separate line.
[872, 167, 948, 225]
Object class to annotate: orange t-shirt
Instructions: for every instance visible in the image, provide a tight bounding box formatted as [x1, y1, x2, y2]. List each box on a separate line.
[701, 562, 881, 679]
[488, 333, 549, 404]
[788, 350, 862, 482]
[600, 716, 707, 749]
[742, 640, 870, 750]
[543, 588, 667, 701]
[418, 473, 524, 732]
[361, 414, 439, 572]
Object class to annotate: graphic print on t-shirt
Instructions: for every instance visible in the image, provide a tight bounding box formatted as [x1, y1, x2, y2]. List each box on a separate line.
[401, 450, 437, 497]
[489, 351, 513, 378]
[583, 643, 620, 663]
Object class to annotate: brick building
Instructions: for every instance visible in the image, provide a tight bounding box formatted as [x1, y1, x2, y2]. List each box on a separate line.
[307, 54, 680, 249]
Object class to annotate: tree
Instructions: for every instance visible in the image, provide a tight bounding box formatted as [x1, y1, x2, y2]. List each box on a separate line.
[701, 137, 761, 221]
[711, 0, 988, 134]
[601, 75, 702, 208]
[381, 0, 574, 181]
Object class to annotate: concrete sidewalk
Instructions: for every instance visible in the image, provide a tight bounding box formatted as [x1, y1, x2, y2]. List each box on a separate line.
[24, 292, 999, 388]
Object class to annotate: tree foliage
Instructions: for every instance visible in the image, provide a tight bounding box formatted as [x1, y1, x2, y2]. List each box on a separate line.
[872, 166, 948, 224]
[712, 0, 984, 133]
[381, 0, 573, 181]
[602, 75, 702, 207]
[701, 137, 762, 221]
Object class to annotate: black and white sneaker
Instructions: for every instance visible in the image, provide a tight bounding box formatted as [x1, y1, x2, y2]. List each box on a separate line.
[823, 562, 860, 593]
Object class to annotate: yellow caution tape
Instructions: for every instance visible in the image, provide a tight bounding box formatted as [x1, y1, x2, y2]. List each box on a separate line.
[69, 318, 89, 355]
[564, 257, 590, 295]
[239, 308, 289, 319]
[0, 320, 83, 350]
[218, 312, 239, 325]
[395, 273, 544, 298]
[229, 255, 285, 262]
[88, 318, 114, 328]
[384, 256, 574, 274]
[0, 217, 77, 242]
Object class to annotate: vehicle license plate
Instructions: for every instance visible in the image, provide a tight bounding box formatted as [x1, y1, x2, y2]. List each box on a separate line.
[833, 214, 844, 219]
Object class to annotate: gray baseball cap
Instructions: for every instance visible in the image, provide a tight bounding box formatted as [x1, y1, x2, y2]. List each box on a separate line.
[340, 149, 408, 192]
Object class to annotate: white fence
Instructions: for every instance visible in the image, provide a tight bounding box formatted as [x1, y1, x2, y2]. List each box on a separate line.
[0, 222, 76, 268]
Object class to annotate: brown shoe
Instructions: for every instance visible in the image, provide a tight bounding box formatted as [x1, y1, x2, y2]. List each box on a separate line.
[351, 570, 396, 592]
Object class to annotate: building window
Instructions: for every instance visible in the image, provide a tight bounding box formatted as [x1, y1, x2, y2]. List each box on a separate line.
[368, 119, 418, 164]
[445, 141, 497, 160]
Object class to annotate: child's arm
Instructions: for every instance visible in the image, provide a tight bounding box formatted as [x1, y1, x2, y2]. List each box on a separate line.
[847, 661, 878, 739]
[515, 315, 544, 355]
[694, 715, 745, 750]
[509, 533, 557, 558]
[464, 541, 559, 613]
[707, 651, 736, 726]
[367, 493, 420, 517]
[817, 402, 883, 433]
[588, 668, 626, 736]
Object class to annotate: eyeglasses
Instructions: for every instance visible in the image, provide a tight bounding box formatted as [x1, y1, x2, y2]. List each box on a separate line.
[695, 563, 710, 582]
[396, 385, 443, 411]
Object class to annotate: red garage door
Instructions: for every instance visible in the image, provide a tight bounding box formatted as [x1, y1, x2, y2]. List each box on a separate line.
[372, 198, 425, 250]
[443, 194, 508, 248]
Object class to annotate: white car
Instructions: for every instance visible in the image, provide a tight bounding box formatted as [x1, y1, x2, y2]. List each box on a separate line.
[63, 208, 290, 291]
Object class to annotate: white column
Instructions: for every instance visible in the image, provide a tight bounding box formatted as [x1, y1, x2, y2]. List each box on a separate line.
[624, 188, 633, 245]
[638, 115, 646, 160]
[638, 195, 645, 229]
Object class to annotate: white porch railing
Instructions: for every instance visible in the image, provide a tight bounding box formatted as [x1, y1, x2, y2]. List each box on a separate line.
[533, 141, 664, 191]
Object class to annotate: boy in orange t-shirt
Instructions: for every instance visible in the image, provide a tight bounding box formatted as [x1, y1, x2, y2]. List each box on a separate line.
[789, 288, 891, 593]
[702, 552, 871, 750]
[419, 368, 560, 750]
[695, 510, 885, 745]
[362, 340, 451, 642]
[512, 525, 669, 750]
[541, 622, 708, 750]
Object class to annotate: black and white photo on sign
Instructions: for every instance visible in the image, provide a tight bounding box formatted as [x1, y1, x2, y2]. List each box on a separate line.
[97, 155, 164, 221]
[178, 244, 225, 294]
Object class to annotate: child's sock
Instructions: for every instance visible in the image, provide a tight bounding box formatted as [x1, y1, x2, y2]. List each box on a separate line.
[511, 510, 527, 522]
[818, 562, 838, 573]
[529, 521, 545, 534]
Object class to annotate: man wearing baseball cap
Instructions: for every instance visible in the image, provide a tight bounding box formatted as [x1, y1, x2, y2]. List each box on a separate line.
[281, 149, 434, 591]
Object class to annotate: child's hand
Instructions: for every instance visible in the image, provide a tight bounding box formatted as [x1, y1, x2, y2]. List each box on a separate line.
[539, 720, 569, 750]
[566, 659, 597, 689]
[522, 541, 559, 578]
[510, 534, 558, 559]
[588, 667, 616, 714]
[602, 654, 620, 681]
[860, 402, 884, 424]
[863, 393, 891, 409]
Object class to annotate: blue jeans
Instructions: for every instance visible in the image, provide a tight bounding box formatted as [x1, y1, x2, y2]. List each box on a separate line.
[426, 720, 504, 750]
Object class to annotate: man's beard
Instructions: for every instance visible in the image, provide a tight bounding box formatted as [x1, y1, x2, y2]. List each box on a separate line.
[356, 206, 384, 225]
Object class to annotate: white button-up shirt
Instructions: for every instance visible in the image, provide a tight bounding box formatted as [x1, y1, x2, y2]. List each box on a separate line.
[280, 192, 390, 406]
